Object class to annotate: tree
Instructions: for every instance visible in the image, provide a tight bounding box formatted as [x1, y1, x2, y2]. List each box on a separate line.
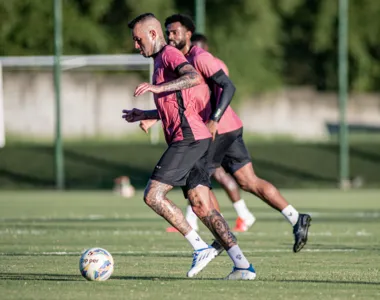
[1, 0, 380, 92]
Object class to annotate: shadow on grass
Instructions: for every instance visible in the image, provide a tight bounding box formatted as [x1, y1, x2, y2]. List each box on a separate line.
[1, 143, 346, 189]
[271, 278, 380, 286]
[2, 273, 379, 285]
[0, 217, 160, 224]
[313, 143, 380, 164]
[0, 273, 82, 281]
[0, 253, 192, 258]
[252, 158, 336, 184]
[0, 273, 215, 281]
[302, 244, 380, 251]
[0, 169, 54, 187]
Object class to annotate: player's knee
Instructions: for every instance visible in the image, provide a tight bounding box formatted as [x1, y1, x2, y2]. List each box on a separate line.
[213, 168, 225, 182]
[143, 186, 156, 207]
[238, 175, 259, 193]
[223, 176, 239, 193]
[188, 198, 207, 218]
[191, 205, 207, 218]
[240, 175, 274, 197]
[214, 169, 239, 193]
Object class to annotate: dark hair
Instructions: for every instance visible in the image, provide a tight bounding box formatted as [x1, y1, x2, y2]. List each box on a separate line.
[191, 33, 208, 43]
[164, 14, 196, 33]
[128, 13, 156, 29]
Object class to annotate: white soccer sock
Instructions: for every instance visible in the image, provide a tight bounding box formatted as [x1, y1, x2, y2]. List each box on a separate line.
[233, 199, 252, 219]
[281, 205, 299, 226]
[186, 205, 198, 230]
[185, 229, 208, 251]
[227, 245, 250, 269]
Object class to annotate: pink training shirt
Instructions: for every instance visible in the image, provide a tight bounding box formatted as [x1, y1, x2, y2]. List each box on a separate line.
[186, 46, 243, 134]
[214, 57, 229, 76]
[152, 45, 211, 144]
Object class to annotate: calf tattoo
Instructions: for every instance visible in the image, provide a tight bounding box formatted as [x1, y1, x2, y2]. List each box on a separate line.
[144, 180, 191, 235]
[200, 209, 237, 250]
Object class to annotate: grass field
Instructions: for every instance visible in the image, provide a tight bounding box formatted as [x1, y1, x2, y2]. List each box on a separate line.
[1, 140, 380, 189]
[0, 189, 379, 299]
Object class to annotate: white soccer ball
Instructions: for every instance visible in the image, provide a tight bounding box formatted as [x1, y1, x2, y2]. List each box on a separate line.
[79, 248, 114, 281]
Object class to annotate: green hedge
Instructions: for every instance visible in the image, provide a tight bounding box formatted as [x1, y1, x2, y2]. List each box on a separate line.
[0, 142, 379, 189]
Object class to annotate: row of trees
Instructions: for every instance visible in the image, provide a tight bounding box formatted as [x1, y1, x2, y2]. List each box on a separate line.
[1, 0, 379, 96]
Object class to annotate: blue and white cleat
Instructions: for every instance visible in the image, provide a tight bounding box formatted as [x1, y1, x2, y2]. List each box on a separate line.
[187, 246, 218, 278]
[225, 264, 257, 280]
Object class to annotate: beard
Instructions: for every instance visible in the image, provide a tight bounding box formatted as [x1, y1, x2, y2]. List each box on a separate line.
[169, 39, 186, 50]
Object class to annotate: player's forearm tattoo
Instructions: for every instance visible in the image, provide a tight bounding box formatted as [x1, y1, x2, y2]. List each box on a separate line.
[159, 64, 202, 92]
[144, 180, 192, 235]
[200, 209, 237, 250]
[144, 110, 160, 120]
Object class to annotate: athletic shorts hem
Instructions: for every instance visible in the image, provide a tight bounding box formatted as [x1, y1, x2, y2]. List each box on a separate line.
[224, 160, 251, 175]
[149, 175, 185, 187]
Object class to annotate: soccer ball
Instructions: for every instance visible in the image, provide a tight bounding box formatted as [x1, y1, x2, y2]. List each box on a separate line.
[79, 248, 114, 281]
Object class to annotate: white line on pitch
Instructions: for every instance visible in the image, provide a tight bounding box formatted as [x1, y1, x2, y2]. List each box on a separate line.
[0, 229, 373, 237]
[0, 249, 358, 256]
[0, 211, 379, 222]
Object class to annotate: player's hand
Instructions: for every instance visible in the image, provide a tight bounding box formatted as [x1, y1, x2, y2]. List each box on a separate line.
[122, 108, 146, 122]
[139, 119, 158, 133]
[207, 120, 218, 141]
[134, 83, 160, 96]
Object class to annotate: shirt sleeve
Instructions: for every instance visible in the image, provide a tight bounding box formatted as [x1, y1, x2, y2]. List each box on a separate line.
[193, 52, 222, 78]
[161, 46, 190, 73]
[216, 58, 229, 76]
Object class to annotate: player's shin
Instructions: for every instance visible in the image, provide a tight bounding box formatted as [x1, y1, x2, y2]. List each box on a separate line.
[209, 190, 221, 212]
[188, 185, 236, 250]
[144, 180, 192, 235]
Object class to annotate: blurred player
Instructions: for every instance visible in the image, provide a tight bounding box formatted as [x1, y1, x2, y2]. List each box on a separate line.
[190, 33, 254, 231]
[123, 13, 256, 280]
[162, 17, 255, 233]
[143, 14, 311, 253]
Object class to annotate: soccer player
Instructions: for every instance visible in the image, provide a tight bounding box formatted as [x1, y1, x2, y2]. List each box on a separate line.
[161, 14, 311, 253]
[190, 32, 255, 232]
[123, 13, 256, 280]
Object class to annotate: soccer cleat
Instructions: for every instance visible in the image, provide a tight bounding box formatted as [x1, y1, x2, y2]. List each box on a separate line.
[165, 226, 179, 233]
[293, 214, 312, 253]
[225, 264, 256, 280]
[233, 215, 256, 232]
[187, 246, 218, 278]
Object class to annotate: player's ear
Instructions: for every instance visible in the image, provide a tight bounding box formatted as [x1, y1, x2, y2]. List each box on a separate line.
[149, 29, 157, 40]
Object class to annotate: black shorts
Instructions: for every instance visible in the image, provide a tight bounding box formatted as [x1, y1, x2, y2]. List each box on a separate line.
[150, 138, 212, 194]
[208, 127, 251, 175]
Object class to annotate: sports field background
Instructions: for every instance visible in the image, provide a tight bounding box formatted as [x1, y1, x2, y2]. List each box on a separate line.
[1, 138, 380, 189]
[0, 189, 379, 299]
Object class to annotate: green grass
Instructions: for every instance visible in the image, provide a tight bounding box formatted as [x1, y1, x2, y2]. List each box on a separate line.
[0, 189, 379, 299]
[1, 140, 380, 189]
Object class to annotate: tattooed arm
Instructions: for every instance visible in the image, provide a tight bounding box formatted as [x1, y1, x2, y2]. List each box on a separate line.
[134, 64, 202, 96]
[157, 63, 202, 92]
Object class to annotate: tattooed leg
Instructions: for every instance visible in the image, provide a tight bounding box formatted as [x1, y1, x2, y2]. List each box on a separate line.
[188, 185, 237, 250]
[144, 179, 192, 236]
